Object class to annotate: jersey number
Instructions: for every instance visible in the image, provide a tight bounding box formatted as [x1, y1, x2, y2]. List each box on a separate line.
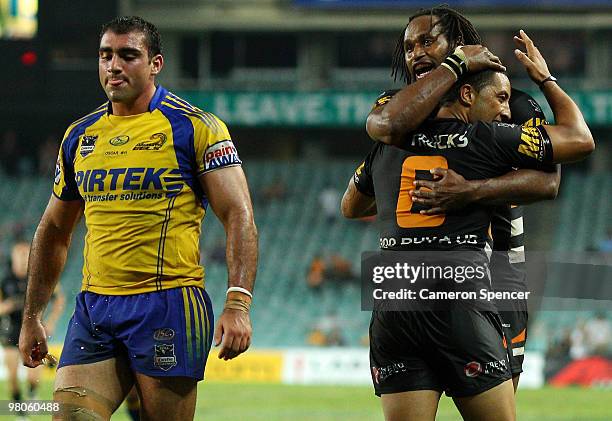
[396, 156, 448, 228]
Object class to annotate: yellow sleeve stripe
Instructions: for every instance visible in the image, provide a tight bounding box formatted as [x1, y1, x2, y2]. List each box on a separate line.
[518, 127, 541, 159]
[70, 103, 108, 127]
[521, 117, 546, 128]
[161, 100, 224, 134]
[164, 95, 198, 112]
[167, 93, 204, 113]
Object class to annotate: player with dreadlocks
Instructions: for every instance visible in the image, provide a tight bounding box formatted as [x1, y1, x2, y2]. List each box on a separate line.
[352, 5, 561, 421]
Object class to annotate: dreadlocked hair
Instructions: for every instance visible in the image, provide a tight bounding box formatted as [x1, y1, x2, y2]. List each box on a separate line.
[391, 5, 482, 84]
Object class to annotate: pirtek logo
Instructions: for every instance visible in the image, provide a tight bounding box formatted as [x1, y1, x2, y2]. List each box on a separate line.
[74, 167, 183, 193]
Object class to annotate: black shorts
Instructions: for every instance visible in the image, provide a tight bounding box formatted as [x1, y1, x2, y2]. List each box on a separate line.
[369, 306, 511, 397]
[499, 303, 528, 375]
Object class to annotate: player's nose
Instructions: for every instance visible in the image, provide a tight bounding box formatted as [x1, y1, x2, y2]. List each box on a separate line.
[412, 43, 426, 61]
[500, 103, 511, 122]
[500, 109, 511, 122]
[108, 55, 122, 73]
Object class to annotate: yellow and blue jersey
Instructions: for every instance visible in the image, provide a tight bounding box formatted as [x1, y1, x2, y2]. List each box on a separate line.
[53, 85, 241, 295]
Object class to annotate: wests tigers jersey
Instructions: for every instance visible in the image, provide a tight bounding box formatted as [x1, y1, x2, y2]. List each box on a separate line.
[354, 118, 553, 252]
[53, 85, 241, 295]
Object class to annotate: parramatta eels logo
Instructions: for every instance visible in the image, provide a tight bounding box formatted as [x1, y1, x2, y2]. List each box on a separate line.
[74, 167, 184, 198]
[109, 135, 130, 146]
[133, 133, 167, 151]
[79, 135, 98, 158]
[154, 344, 177, 371]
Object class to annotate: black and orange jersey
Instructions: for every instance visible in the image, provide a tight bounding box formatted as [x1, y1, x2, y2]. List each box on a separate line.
[490, 89, 549, 265]
[53, 85, 241, 295]
[354, 117, 553, 251]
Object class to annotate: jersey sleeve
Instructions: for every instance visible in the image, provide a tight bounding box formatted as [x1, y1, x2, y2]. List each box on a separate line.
[371, 89, 400, 110]
[52, 130, 81, 201]
[474, 122, 554, 170]
[352, 144, 378, 197]
[193, 113, 242, 175]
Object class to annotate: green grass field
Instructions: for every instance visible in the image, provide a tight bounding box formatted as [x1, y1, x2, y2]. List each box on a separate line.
[0, 381, 610, 420]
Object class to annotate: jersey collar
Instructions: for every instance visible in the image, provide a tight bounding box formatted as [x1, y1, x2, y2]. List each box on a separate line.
[105, 85, 167, 114]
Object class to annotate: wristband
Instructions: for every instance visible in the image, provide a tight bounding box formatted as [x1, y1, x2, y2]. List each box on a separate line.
[538, 75, 558, 90]
[224, 298, 251, 313]
[440, 46, 468, 80]
[226, 286, 253, 298]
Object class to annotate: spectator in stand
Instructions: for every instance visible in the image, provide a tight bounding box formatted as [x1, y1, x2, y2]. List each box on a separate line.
[307, 312, 346, 347]
[0, 130, 20, 176]
[37, 135, 59, 177]
[584, 312, 611, 356]
[319, 184, 340, 223]
[307, 255, 326, 289]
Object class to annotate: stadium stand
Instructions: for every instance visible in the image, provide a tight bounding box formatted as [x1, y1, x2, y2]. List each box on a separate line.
[1, 168, 610, 350]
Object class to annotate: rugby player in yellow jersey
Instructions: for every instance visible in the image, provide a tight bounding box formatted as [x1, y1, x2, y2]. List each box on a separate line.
[18, 16, 258, 421]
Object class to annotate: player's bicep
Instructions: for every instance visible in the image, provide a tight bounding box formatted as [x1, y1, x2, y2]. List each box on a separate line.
[541, 124, 594, 163]
[341, 179, 376, 219]
[41, 196, 84, 234]
[366, 90, 400, 145]
[198, 166, 254, 224]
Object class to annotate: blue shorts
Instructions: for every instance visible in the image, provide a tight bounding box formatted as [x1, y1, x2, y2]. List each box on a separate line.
[58, 286, 214, 380]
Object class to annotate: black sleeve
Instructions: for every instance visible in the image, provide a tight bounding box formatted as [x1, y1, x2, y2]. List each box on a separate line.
[371, 89, 400, 110]
[352, 144, 379, 197]
[510, 89, 548, 126]
[473, 122, 554, 170]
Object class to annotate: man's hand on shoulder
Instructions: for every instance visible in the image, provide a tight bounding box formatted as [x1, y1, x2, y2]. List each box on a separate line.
[410, 168, 481, 215]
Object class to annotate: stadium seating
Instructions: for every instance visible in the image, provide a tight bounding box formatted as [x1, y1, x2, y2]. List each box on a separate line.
[1, 169, 609, 349]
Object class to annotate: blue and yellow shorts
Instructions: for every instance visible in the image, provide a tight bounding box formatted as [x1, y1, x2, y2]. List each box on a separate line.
[58, 286, 214, 380]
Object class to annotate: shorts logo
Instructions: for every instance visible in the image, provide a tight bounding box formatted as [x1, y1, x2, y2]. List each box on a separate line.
[109, 135, 130, 146]
[154, 344, 177, 371]
[153, 328, 175, 341]
[375, 362, 407, 383]
[464, 361, 482, 378]
[204, 140, 241, 172]
[133, 133, 167, 151]
[80, 135, 98, 157]
[54, 159, 61, 185]
[464, 359, 507, 378]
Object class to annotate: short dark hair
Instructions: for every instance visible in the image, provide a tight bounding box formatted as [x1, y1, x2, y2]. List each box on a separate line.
[100, 16, 162, 60]
[391, 6, 482, 84]
[439, 70, 505, 106]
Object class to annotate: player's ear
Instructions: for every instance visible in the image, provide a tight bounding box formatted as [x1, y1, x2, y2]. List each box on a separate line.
[150, 54, 163, 76]
[458, 84, 475, 106]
